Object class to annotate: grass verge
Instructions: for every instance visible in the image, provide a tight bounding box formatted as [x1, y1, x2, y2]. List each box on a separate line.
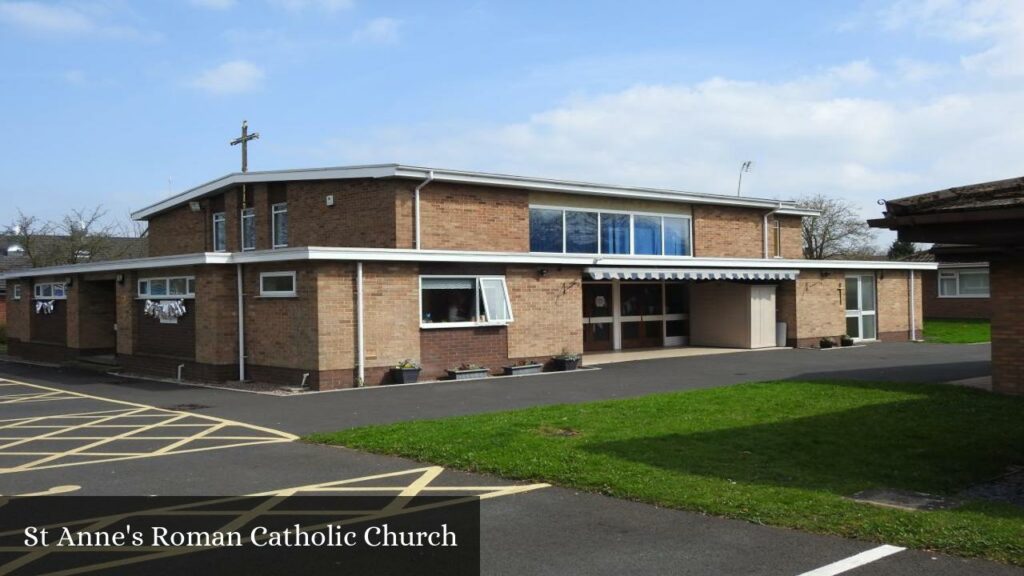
[308, 380, 1024, 565]
[924, 318, 991, 344]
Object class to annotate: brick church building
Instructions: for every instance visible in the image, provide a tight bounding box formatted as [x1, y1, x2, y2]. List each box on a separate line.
[3, 164, 932, 389]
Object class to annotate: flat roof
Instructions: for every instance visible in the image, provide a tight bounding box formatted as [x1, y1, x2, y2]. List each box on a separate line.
[130, 164, 820, 220]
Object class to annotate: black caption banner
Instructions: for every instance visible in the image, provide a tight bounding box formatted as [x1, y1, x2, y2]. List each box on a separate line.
[0, 496, 480, 575]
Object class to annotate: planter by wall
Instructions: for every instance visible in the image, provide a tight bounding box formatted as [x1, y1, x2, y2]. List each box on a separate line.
[447, 368, 489, 381]
[553, 357, 580, 371]
[390, 367, 421, 384]
[502, 363, 543, 376]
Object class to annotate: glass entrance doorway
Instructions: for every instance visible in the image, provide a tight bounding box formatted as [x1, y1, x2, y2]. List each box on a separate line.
[582, 281, 690, 352]
[844, 274, 877, 340]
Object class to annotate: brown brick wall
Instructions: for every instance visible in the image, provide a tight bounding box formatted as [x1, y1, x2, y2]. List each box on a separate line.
[29, 289, 67, 346]
[194, 266, 238, 367]
[73, 280, 117, 352]
[134, 300, 195, 359]
[693, 205, 765, 258]
[877, 271, 923, 339]
[506, 265, 583, 358]
[420, 326, 509, 381]
[777, 215, 804, 259]
[243, 263, 318, 372]
[315, 263, 355, 374]
[147, 204, 207, 257]
[420, 182, 529, 251]
[792, 271, 846, 344]
[920, 269, 992, 320]
[991, 259, 1023, 395]
[287, 179, 401, 249]
[0, 295, 6, 328]
[362, 262, 421, 373]
[115, 274, 137, 356]
[5, 283, 29, 342]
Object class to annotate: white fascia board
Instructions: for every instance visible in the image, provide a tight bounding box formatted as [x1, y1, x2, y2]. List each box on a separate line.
[937, 262, 989, 269]
[131, 163, 821, 221]
[0, 253, 231, 280]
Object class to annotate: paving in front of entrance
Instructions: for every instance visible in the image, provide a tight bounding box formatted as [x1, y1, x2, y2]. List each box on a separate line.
[0, 342, 1016, 575]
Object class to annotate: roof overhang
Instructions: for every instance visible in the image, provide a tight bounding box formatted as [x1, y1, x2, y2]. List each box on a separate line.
[0, 248, 936, 281]
[586, 267, 799, 281]
[130, 164, 820, 221]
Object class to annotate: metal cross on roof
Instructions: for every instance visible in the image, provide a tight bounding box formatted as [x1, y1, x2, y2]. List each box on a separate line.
[230, 120, 260, 173]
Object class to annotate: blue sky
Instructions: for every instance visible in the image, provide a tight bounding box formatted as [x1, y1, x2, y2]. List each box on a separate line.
[2, 0, 1024, 245]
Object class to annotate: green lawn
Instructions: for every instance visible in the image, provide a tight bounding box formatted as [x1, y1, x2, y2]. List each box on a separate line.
[309, 380, 1024, 565]
[924, 318, 991, 344]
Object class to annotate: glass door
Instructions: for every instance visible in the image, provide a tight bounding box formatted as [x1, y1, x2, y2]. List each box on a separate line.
[844, 274, 877, 340]
[663, 282, 690, 346]
[619, 283, 664, 349]
[583, 283, 614, 351]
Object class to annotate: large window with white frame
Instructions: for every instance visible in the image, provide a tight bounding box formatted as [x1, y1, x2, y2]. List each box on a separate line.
[272, 203, 288, 248]
[529, 206, 692, 256]
[420, 276, 513, 327]
[33, 282, 66, 299]
[138, 276, 196, 299]
[260, 271, 297, 297]
[938, 268, 989, 298]
[241, 208, 256, 251]
[212, 212, 226, 252]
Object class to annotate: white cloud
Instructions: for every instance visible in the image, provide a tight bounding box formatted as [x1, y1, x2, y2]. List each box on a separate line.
[826, 60, 878, 84]
[894, 58, 947, 82]
[351, 17, 400, 44]
[190, 0, 236, 9]
[268, 0, 353, 12]
[0, 1, 158, 40]
[190, 60, 265, 95]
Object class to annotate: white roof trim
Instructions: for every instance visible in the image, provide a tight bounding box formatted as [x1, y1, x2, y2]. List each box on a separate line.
[587, 268, 799, 281]
[130, 164, 819, 220]
[0, 248, 937, 280]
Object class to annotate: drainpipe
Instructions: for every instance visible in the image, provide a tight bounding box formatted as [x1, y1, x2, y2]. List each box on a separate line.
[236, 263, 246, 381]
[763, 202, 782, 259]
[356, 261, 364, 386]
[413, 170, 434, 250]
[908, 269, 917, 341]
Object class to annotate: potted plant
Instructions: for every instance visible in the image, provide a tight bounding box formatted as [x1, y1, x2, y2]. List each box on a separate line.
[819, 337, 835, 349]
[503, 359, 544, 376]
[840, 335, 855, 347]
[390, 359, 421, 384]
[447, 363, 489, 381]
[553, 349, 581, 371]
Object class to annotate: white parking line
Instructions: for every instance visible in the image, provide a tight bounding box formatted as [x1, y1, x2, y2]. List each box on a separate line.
[797, 545, 905, 576]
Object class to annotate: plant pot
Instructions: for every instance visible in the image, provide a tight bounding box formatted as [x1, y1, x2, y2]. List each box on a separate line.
[553, 357, 580, 371]
[502, 363, 543, 376]
[390, 367, 421, 384]
[840, 339, 855, 347]
[447, 368, 489, 381]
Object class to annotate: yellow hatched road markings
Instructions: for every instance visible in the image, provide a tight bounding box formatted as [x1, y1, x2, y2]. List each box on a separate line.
[0, 377, 297, 474]
[0, 466, 549, 575]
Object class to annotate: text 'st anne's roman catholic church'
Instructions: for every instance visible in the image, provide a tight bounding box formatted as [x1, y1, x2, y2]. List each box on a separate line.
[2, 163, 932, 389]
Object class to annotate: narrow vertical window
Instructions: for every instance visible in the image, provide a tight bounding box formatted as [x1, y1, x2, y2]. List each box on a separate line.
[529, 208, 563, 253]
[600, 213, 630, 254]
[663, 217, 691, 256]
[633, 215, 662, 255]
[241, 208, 256, 251]
[212, 212, 226, 252]
[272, 203, 288, 248]
[565, 211, 598, 253]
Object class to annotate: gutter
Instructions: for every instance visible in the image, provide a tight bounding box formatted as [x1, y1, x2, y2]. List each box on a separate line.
[413, 170, 434, 250]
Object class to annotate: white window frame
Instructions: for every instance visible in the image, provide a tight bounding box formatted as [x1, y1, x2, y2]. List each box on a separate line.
[529, 205, 694, 257]
[138, 276, 196, 299]
[33, 282, 66, 300]
[937, 268, 990, 298]
[271, 202, 288, 249]
[418, 275, 514, 329]
[212, 212, 226, 252]
[12, 284, 21, 300]
[241, 207, 256, 251]
[259, 271, 297, 298]
[844, 273, 877, 342]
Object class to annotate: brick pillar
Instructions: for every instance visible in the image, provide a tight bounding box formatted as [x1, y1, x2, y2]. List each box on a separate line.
[65, 279, 80, 350]
[990, 259, 1023, 395]
[116, 273, 137, 356]
[194, 266, 239, 377]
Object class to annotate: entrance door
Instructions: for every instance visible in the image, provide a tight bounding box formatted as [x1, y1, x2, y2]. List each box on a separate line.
[583, 283, 614, 351]
[619, 283, 664, 349]
[844, 274, 877, 340]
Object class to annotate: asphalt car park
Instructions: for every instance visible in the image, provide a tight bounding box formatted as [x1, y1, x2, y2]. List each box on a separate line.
[0, 343, 1018, 575]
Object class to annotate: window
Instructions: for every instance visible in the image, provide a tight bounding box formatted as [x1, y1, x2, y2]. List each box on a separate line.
[241, 208, 256, 251]
[12, 284, 21, 300]
[938, 268, 989, 298]
[212, 212, 226, 252]
[33, 282, 66, 300]
[529, 208, 563, 253]
[138, 276, 196, 299]
[420, 276, 513, 327]
[272, 203, 288, 248]
[528, 207, 692, 256]
[260, 271, 297, 297]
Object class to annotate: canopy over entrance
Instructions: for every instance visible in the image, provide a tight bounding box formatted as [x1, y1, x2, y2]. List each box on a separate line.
[585, 267, 799, 281]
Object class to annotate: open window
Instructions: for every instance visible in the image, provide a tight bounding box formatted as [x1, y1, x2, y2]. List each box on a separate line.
[420, 276, 513, 327]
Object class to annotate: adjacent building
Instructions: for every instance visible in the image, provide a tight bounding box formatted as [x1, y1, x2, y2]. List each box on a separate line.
[3, 164, 932, 389]
[910, 252, 991, 320]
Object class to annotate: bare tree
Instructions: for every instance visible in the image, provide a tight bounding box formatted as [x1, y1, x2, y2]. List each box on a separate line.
[798, 194, 879, 259]
[3, 206, 145, 267]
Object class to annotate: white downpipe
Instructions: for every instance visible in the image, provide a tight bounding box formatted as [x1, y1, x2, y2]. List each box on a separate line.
[909, 269, 917, 341]
[413, 170, 434, 250]
[237, 263, 246, 381]
[356, 261, 365, 386]
[763, 202, 782, 259]
[177, 364, 185, 381]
